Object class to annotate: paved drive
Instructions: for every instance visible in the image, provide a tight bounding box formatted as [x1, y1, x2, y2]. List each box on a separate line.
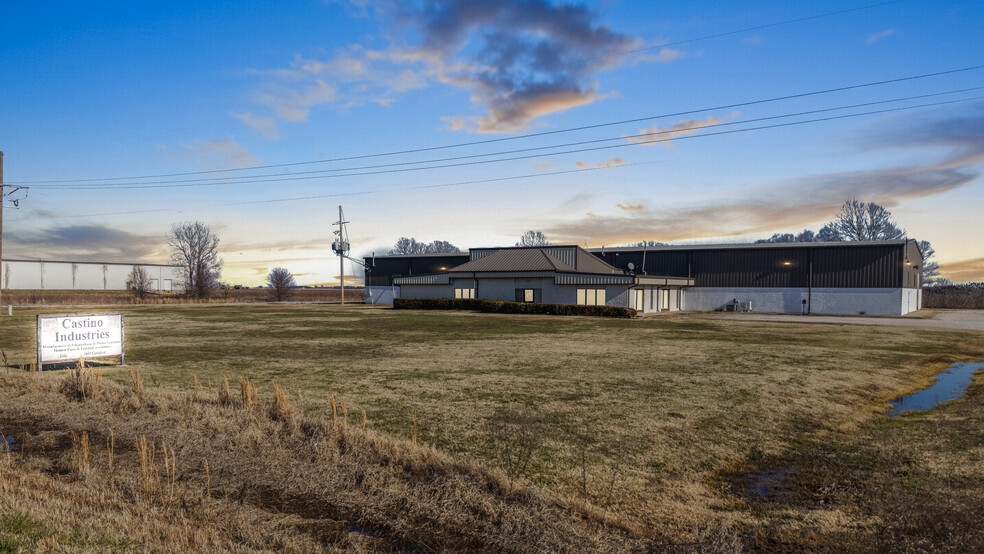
[697, 309, 984, 332]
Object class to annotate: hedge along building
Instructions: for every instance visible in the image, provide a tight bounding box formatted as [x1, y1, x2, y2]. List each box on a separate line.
[1, 259, 185, 293]
[366, 239, 924, 316]
[389, 245, 694, 313]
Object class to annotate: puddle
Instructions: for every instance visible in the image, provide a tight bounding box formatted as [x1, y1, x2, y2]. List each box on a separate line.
[886, 362, 984, 416]
[2, 435, 16, 452]
[743, 468, 795, 499]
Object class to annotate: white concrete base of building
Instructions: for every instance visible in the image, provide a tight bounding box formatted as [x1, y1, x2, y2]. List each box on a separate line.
[366, 286, 400, 305]
[685, 287, 921, 316]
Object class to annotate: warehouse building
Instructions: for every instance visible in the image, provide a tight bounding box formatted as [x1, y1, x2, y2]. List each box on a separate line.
[365, 239, 924, 316]
[1, 259, 185, 293]
[392, 245, 693, 312]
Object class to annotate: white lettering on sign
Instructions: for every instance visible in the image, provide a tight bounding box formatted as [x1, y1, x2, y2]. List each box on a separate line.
[37, 313, 124, 364]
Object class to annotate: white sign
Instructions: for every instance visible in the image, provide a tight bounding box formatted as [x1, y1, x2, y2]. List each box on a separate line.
[37, 313, 124, 364]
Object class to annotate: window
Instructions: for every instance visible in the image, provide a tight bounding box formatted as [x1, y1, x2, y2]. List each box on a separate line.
[454, 288, 474, 299]
[661, 289, 671, 311]
[576, 288, 606, 306]
[633, 289, 644, 311]
[515, 288, 540, 303]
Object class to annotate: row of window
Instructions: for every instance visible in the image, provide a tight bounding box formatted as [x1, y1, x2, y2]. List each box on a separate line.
[454, 288, 474, 299]
[576, 288, 606, 306]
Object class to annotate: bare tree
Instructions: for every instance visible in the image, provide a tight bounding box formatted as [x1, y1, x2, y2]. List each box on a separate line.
[266, 267, 296, 302]
[389, 237, 460, 255]
[816, 224, 840, 242]
[126, 266, 153, 299]
[427, 240, 461, 253]
[918, 240, 941, 286]
[389, 237, 429, 255]
[167, 221, 222, 299]
[516, 230, 551, 247]
[827, 199, 906, 241]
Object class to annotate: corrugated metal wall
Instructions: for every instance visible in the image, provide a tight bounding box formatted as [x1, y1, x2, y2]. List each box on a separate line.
[367, 242, 918, 289]
[364, 254, 469, 286]
[595, 242, 913, 289]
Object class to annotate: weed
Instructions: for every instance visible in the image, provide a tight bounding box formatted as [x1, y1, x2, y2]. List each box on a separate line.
[130, 370, 143, 397]
[106, 429, 114, 473]
[71, 431, 90, 478]
[218, 378, 232, 407]
[269, 385, 294, 423]
[137, 435, 155, 494]
[484, 406, 546, 487]
[239, 376, 257, 411]
[60, 362, 101, 401]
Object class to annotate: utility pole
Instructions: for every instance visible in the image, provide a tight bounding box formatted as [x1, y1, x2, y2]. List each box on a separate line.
[339, 205, 344, 305]
[331, 205, 350, 306]
[1, 151, 4, 312]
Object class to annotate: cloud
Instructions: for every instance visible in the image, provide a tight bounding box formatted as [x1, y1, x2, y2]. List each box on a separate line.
[230, 112, 281, 140]
[406, 0, 644, 132]
[634, 47, 685, 63]
[161, 140, 260, 169]
[624, 115, 730, 146]
[615, 203, 644, 212]
[531, 161, 558, 171]
[557, 192, 595, 211]
[240, 0, 655, 133]
[255, 80, 339, 121]
[586, 212, 605, 220]
[867, 29, 896, 44]
[940, 257, 984, 283]
[5, 225, 164, 262]
[221, 237, 330, 255]
[575, 157, 625, 169]
[546, 162, 976, 245]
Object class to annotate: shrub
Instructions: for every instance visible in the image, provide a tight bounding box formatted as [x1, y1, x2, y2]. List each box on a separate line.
[393, 297, 637, 318]
[923, 283, 984, 309]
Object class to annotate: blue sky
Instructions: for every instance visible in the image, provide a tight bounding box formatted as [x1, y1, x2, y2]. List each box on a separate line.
[2, 0, 982, 285]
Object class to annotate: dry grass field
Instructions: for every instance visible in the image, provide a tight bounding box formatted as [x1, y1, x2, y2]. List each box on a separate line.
[1, 304, 983, 551]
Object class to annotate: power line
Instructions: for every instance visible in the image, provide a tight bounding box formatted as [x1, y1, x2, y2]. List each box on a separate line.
[30, 91, 984, 190]
[11, 64, 983, 185]
[32, 94, 983, 220]
[608, 1, 906, 59]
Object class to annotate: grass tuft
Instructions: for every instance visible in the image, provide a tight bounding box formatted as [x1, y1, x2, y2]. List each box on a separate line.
[217, 378, 232, 407]
[60, 361, 100, 401]
[239, 376, 257, 411]
[70, 431, 90, 478]
[269, 384, 295, 423]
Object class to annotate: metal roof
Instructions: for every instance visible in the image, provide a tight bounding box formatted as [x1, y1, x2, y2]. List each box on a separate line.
[449, 246, 620, 274]
[589, 240, 910, 253]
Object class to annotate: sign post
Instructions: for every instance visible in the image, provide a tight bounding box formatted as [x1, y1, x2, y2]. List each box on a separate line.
[37, 313, 125, 369]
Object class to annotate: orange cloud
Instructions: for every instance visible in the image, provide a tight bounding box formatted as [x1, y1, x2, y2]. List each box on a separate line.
[624, 115, 730, 146]
[575, 158, 625, 169]
[615, 203, 644, 212]
[449, 88, 606, 134]
[546, 159, 976, 245]
[940, 257, 984, 283]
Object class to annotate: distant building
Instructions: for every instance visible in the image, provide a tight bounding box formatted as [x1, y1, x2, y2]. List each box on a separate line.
[365, 240, 924, 316]
[1, 259, 185, 293]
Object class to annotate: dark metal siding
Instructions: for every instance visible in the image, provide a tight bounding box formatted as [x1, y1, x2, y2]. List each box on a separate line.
[364, 255, 469, 286]
[593, 242, 912, 288]
[811, 245, 900, 288]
